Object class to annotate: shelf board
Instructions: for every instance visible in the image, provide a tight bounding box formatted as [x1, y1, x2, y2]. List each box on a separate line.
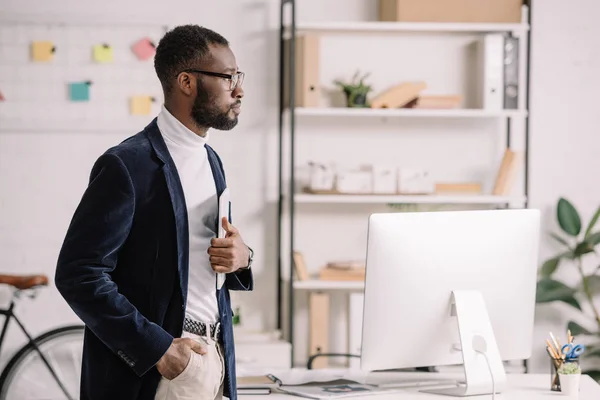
[294, 194, 526, 205]
[291, 21, 529, 35]
[293, 280, 365, 291]
[294, 107, 527, 119]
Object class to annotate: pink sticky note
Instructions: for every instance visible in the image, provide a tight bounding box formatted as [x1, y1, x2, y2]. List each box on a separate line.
[132, 38, 156, 61]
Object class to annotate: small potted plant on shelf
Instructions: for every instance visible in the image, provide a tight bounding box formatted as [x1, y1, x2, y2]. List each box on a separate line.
[558, 362, 581, 395]
[333, 70, 372, 108]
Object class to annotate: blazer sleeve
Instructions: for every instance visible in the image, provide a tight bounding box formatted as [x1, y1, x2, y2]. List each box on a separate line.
[55, 152, 173, 377]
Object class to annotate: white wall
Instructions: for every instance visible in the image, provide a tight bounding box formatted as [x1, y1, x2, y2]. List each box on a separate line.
[0, 0, 282, 367]
[528, 0, 600, 374]
[0, 0, 599, 374]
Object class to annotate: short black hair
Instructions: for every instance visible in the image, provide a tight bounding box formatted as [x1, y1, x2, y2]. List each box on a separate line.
[154, 25, 229, 94]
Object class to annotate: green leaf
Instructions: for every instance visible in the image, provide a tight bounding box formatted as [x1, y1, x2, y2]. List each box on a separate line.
[574, 241, 595, 257]
[586, 231, 600, 246]
[550, 232, 571, 247]
[536, 279, 582, 310]
[583, 275, 600, 296]
[583, 370, 600, 382]
[540, 257, 561, 278]
[557, 198, 582, 236]
[568, 321, 591, 336]
[584, 206, 600, 239]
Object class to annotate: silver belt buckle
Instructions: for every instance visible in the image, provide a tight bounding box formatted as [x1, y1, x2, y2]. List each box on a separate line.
[212, 321, 221, 340]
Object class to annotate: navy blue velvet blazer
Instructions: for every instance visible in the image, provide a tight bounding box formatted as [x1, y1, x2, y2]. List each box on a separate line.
[55, 118, 253, 400]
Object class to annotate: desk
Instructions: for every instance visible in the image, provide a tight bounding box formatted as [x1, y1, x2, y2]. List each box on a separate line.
[239, 371, 600, 400]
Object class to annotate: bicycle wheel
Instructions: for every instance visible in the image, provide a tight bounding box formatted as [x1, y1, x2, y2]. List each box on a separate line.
[0, 325, 84, 400]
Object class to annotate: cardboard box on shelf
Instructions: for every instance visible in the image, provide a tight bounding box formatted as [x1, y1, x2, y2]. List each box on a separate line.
[378, 0, 523, 24]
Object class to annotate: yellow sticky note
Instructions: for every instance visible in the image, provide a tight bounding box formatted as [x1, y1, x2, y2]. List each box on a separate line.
[93, 44, 113, 63]
[31, 41, 55, 62]
[130, 96, 153, 115]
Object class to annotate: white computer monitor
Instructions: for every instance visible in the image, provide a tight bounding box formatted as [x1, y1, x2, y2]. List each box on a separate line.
[360, 209, 540, 397]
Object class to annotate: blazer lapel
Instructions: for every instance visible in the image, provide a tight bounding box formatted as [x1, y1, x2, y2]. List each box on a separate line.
[145, 118, 190, 305]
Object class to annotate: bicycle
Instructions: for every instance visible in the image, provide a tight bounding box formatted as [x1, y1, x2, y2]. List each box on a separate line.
[0, 274, 84, 400]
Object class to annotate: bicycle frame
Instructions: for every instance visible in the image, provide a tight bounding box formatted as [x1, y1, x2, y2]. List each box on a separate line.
[0, 290, 75, 400]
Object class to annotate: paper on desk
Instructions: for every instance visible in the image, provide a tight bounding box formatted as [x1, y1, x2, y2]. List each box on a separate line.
[278, 383, 401, 400]
[216, 188, 230, 290]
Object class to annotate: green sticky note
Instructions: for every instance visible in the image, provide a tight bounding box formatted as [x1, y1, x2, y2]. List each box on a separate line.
[69, 82, 91, 102]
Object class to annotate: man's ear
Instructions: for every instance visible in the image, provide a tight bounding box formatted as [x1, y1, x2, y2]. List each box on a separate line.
[176, 72, 195, 97]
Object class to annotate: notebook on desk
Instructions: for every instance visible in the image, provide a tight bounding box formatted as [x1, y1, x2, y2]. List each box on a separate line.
[237, 375, 279, 395]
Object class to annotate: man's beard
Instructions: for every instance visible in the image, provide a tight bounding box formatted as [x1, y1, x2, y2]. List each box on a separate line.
[191, 87, 239, 131]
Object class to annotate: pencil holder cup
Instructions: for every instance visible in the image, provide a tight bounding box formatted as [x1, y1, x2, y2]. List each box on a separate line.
[550, 358, 562, 392]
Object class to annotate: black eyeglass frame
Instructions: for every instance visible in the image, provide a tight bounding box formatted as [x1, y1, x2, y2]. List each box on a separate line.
[178, 69, 244, 91]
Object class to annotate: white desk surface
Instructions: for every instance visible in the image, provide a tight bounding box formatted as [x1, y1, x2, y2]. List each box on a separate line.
[238, 371, 600, 400]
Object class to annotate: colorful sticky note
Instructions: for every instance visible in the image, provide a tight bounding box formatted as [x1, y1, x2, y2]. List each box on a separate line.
[93, 44, 113, 63]
[130, 96, 154, 115]
[131, 38, 156, 61]
[31, 41, 55, 62]
[69, 82, 91, 102]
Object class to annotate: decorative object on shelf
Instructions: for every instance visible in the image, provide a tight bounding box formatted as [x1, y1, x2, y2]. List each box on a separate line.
[31, 41, 55, 62]
[397, 168, 435, 194]
[558, 362, 582, 395]
[319, 260, 365, 281]
[371, 165, 397, 194]
[410, 95, 462, 109]
[308, 161, 336, 192]
[131, 37, 156, 61]
[333, 71, 373, 108]
[492, 149, 521, 195]
[435, 182, 482, 195]
[68, 81, 92, 102]
[369, 81, 426, 109]
[536, 197, 600, 382]
[378, 0, 523, 23]
[336, 167, 372, 193]
[293, 251, 310, 281]
[93, 43, 114, 63]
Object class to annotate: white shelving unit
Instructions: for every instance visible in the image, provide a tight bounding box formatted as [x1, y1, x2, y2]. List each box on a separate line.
[294, 194, 526, 205]
[277, 1, 531, 369]
[294, 107, 527, 119]
[293, 280, 365, 291]
[291, 21, 529, 35]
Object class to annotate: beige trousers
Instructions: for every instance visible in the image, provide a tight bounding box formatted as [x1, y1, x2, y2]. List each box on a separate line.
[155, 331, 225, 400]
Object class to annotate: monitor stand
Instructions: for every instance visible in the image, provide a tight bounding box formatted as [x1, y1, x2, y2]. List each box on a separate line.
[421, 290, 507, 397]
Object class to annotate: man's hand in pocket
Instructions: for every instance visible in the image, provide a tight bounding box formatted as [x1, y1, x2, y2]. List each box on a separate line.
[156, 338, 207, 379]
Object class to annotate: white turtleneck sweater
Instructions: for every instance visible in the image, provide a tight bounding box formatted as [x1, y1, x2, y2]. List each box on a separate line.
[157, 105, 219, 323]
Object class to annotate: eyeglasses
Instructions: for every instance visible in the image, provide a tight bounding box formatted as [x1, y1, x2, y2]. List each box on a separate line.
[179, 69, 245, 91]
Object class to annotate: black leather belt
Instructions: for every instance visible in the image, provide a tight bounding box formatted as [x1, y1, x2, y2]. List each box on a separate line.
[183, 317, 221, 340]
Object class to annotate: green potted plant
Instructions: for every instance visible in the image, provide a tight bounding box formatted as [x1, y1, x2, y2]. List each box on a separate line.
[558, 362, 582, 395]
[536, 197, 600, 381]
[333, 71, 372, 108]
